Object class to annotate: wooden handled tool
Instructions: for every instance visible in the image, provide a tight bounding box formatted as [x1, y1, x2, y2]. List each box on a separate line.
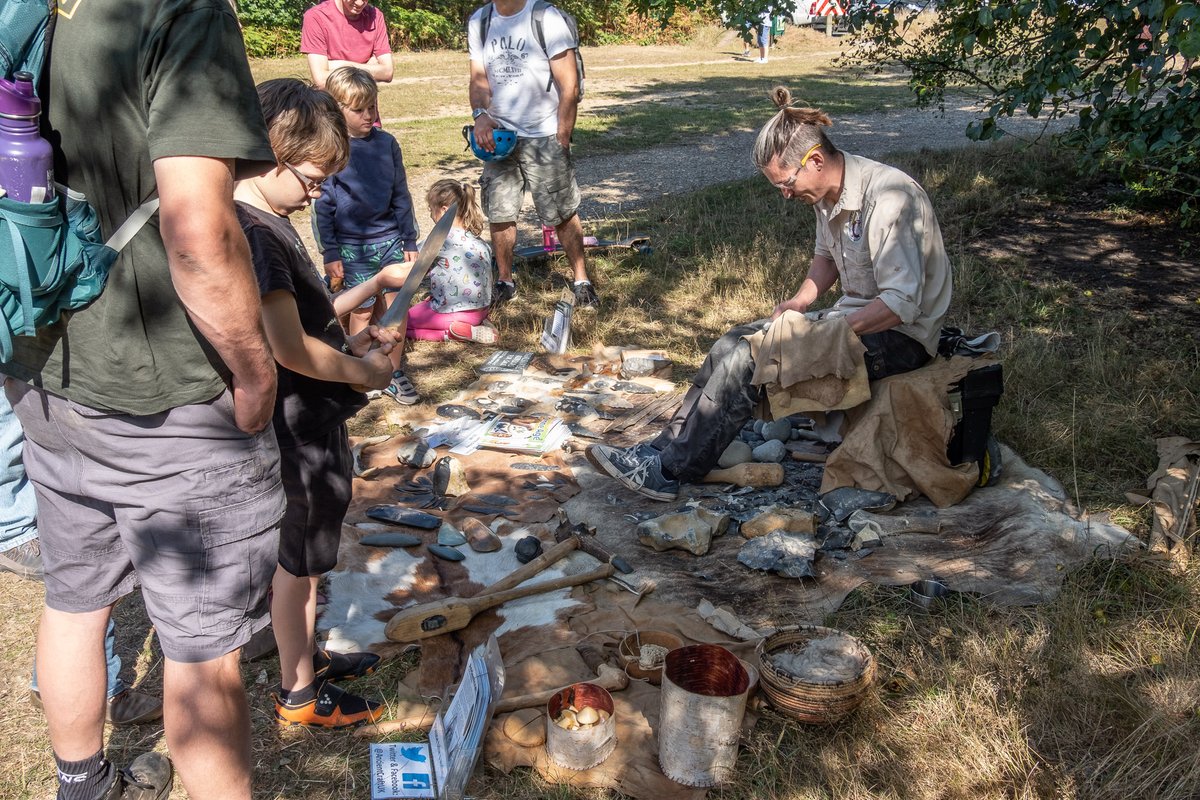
[494, 663, 628, 714]
[469, 536, 579, 597]
[385, 562, 615, 642]
[700, 462, 785, 488]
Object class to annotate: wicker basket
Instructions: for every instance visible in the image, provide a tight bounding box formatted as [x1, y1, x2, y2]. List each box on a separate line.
[755, 625, 875, 724]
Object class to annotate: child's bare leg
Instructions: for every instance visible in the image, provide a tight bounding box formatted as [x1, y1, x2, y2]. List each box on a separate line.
[270, 566, 318, 694]
[347, 305, 373, 337]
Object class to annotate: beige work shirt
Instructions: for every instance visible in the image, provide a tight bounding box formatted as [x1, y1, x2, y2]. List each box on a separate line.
[813, 153, 952, 355]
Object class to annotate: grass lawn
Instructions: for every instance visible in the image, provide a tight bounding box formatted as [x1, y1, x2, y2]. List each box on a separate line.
[254, 27, 915, 171]
[2, 30, 1199, 800]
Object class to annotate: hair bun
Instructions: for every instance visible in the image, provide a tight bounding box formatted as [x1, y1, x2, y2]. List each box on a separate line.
[771, 85, 792, 110]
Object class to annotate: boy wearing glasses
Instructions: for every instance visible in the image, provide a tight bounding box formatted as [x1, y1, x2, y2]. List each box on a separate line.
[234, 78, 404, 728]
[315, 67, 423, 405]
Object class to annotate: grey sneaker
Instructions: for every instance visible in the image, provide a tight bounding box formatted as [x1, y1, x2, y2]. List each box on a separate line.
[30, 687, 163, 727]
[573, 281, 599, 309]
[491, 279, 517, 309]
[0, 538, 43, 581]
[586, 444, 679, 501]
[99, 752, 173, 800]
[106, 689, 164, 726]
[383, 371, 420, 406]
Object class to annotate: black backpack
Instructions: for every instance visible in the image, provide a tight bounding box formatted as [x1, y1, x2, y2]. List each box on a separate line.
[473, 1, 585, 100]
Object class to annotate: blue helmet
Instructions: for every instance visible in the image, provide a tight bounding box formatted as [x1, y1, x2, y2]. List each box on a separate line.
[462, 125, 516, 162]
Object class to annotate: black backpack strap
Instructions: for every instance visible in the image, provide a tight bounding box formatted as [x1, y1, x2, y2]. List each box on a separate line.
[478, 2, 494, 47]
[531, 0, 554, 92]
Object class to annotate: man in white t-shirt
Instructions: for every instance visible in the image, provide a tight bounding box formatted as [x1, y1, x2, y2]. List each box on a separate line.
[467, 0, 598, 309]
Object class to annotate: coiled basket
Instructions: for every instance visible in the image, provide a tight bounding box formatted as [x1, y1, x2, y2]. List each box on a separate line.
[755, 625, 875, 724]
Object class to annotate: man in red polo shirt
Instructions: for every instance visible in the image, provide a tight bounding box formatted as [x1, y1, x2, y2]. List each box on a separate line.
[301, 0, 393, 89]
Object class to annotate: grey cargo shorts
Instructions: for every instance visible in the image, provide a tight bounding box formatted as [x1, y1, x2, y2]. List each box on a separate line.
[5, 380, 284, 663]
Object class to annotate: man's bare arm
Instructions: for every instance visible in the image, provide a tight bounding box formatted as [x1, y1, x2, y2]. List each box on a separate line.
[549, 50, 578, 150]
[155, 156, 277, 434]
[845, 298, 903, 335]
[771, 254, 839, 319]
[306, 53, 333, 88]
[314, 53, 394, 87]
[468, 60, 497, 149]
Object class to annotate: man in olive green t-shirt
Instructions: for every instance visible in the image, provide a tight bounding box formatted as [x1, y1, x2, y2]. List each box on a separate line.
[2, 1, 286, 798]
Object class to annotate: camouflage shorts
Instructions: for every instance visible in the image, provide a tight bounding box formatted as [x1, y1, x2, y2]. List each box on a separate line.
[480, 135, 581, 227]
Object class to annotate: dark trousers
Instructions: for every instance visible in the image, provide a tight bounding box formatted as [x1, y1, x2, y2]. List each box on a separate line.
[651, 318, 930, 482]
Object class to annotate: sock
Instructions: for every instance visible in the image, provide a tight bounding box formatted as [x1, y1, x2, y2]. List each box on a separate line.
[574, 280, 592, 287]
[278, 681, 317, 707]
[55, 749, 114, 800]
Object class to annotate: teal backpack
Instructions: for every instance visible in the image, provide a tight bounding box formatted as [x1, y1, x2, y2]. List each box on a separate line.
[0, 0, 158, 363]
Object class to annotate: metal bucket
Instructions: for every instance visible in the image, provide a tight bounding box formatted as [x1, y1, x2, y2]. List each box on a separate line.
[545, 682, 617, 770]
[657, 644, 750, 787]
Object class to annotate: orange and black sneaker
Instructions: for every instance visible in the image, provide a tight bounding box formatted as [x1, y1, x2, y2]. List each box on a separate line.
[313, 648, 381, 683]
[275, 682, 383, 729]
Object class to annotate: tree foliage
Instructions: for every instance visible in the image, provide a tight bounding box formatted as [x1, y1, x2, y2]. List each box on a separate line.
[836, 0, 1200, 220]
[237, 0, 653, 52]
[631, 0, 1200, 221]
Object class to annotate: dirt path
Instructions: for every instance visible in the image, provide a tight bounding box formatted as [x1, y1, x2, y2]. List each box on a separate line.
[393, 102, 1072, 243]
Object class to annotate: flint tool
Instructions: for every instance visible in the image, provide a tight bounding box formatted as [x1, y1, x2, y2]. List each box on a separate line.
[375, 201, 456, 336]
[553, 509, 633, 574]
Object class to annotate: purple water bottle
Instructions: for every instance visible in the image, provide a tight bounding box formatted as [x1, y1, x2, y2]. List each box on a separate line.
[0, 71, 55, 204]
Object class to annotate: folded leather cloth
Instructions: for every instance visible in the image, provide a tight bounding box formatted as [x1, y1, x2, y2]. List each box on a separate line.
[744, 311, 870, 418]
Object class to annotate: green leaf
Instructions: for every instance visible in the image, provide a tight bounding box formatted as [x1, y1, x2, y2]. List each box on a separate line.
[1125, 70, 1141, 94]
[1180, 29, 1200, 58]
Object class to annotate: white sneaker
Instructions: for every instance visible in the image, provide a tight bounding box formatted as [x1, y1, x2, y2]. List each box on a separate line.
[755, 57, 768, 63]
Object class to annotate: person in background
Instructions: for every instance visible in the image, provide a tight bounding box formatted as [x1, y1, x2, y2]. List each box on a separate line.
[467, 0, 599, 310]
[315, 67, 422, 405]
[756, 9, 773, 63]
[301, 0, 393, 91]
